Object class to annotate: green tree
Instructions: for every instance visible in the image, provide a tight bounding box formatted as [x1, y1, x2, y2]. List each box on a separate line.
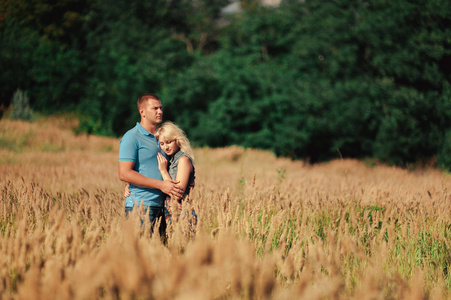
[0, 0, 90, 112]
[0, 19, 37, 110]
[1, 0, 450, 167]
[78, 0, 192, 135]
[1, 0, 90, 45]
[167, 0, 233, 54]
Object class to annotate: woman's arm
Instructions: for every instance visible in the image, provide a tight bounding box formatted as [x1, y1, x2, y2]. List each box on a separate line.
[175, 156, 194, 197]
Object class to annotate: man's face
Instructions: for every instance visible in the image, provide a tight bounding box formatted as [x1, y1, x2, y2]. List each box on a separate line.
[141, 99, 163, 125]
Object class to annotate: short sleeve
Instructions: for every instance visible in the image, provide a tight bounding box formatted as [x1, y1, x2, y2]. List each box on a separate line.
[119, 131, 138, 162]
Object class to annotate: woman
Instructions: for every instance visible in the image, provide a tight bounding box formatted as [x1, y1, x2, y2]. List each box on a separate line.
[155, 121, 197, 229]
[124, 121, 197, 231]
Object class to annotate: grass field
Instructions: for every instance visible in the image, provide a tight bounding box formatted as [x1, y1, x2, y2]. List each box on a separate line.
[1, 116, 451, 299]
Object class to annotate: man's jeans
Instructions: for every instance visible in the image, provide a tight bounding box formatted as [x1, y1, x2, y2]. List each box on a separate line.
[125, 206, 167, 238]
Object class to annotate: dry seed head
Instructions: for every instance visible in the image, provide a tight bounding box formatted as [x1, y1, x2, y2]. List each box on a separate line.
[2, 118, 451, 299]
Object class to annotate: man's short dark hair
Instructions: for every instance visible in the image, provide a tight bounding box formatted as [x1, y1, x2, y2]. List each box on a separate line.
[137, 94, 160, 110]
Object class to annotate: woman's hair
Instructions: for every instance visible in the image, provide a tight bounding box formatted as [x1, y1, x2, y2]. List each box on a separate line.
[156, 121, 195, 162]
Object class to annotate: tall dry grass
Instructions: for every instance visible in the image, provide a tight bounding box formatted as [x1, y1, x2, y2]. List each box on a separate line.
[1, 117, 451, 299]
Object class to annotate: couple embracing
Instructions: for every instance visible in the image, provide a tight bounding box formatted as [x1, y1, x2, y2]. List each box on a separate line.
[118, 94, 197, 238]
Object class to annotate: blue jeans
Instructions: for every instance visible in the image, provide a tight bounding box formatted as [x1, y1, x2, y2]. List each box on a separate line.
[125, 206, 167, 239]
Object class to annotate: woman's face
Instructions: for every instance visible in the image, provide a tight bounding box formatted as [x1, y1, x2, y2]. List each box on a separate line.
[159, 137, 180, 156]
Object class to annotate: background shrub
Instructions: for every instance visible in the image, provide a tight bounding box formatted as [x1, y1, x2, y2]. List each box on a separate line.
[10, 89, 34, 122]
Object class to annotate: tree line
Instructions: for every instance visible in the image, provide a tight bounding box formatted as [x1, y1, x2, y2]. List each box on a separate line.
[1, 0, 450, 168]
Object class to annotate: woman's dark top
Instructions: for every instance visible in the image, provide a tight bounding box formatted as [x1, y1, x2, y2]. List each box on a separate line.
[168, 150, 195, 196]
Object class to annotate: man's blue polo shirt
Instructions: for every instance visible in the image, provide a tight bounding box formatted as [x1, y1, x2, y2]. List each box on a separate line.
[119, 122, 165, 208]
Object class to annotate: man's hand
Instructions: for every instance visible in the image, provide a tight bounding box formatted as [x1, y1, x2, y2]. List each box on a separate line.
[160, 180, 184, 199]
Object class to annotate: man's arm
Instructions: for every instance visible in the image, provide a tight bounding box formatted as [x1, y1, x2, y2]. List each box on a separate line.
[118, 161, 183, 198]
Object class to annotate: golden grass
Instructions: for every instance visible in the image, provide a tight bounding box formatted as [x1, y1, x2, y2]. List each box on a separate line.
[1, 117, 451, 299]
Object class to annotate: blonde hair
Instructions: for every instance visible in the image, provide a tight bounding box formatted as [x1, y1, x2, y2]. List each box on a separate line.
[156, 121, 195, 162]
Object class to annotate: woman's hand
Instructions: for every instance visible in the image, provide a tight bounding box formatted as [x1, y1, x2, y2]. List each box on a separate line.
[124, 183, 130, 198]
[157, 152, 168, 172]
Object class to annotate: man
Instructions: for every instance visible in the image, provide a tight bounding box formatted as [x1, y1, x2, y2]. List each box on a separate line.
[118, 93, 184, 237]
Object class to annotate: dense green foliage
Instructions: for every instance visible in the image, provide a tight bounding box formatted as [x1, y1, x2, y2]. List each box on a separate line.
[1, 0, 450, 167]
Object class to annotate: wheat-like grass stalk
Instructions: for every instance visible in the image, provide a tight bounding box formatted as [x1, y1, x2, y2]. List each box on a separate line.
[1, 118, 451, 299]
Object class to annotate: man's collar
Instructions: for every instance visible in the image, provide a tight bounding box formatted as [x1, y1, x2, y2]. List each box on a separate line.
[136, 122, 155, 136]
